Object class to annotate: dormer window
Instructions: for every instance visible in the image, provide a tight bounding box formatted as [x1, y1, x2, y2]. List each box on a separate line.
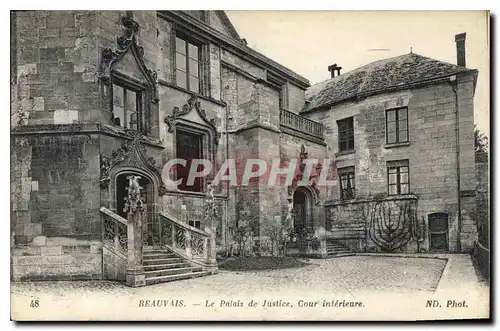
[98, 16, 159, 138]
[112, 80, 145, 132]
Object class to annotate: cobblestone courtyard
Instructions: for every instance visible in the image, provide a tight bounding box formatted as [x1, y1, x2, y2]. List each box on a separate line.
[11, 255, 467, 295]
[11, 255, 489, 320]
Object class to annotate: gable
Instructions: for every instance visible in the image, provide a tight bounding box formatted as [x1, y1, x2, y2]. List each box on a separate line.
[214, 11, 240, 40]
[180, 10, 240, 40]
[113, 50, 146, 83]
[208, 11, 240, 40]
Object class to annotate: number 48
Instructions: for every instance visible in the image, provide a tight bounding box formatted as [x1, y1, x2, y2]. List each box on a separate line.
[30, 299, 39, 308]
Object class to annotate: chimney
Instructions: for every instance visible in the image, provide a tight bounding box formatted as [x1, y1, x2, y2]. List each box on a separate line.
[328, 63, 342, 78]
[455, 33, 466, 67]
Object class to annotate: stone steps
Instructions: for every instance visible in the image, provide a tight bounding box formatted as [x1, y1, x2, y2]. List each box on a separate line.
[142, 248, 210, 286]
[143, 253, 178, 259]
[143, 257, 184, 265]
[145, 271, 210, 286]
[326, 240, 352, 256]
[145, 266, 202, 278]
[143, 262, 192, 271]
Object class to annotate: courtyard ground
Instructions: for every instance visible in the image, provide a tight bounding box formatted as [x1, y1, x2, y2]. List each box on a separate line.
[11, 254, 489, 321]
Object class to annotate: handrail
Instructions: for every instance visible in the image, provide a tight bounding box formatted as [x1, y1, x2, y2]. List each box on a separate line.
[280, 108, 324, 139]
[100, 207, 128, 254]
[158, 211, 216, 270]
[100, 207, 128, 226]
[159, 211, 209, 237]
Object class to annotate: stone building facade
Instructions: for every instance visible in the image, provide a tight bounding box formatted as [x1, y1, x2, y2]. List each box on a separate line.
[10, 10, 480, 282]
[304, 48, 479, 254]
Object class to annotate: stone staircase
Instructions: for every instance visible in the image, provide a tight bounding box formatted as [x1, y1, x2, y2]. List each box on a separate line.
[325, 240, 352, 256]
[143, 248, 211, 285]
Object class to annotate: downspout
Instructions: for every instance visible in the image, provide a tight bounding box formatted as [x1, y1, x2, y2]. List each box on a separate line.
[450, 75, 462, 252]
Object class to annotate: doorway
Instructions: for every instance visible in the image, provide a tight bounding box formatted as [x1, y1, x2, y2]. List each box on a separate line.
[293, 188, 313, 236]
[428, 213, 449, 252]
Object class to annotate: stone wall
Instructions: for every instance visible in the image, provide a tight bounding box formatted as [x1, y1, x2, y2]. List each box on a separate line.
[11, 11, 103, 128]
[11, 10, 312, 269]
[11, 133, 101, 280]
[287, 82, 306, 114]
[305, 75, 477, 253]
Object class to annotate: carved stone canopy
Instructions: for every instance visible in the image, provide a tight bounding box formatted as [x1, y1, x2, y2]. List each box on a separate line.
[164, 94, 220, 145]
[100, 131, 167, 195]
[98, 16, 158, 103]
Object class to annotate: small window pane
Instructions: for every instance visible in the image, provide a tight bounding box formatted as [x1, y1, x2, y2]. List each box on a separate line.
[399, 130, 408, 142]
[387, 132, 397, 144]
[189, 76, 199, 93]
[399, 108, 407, 119]
[389, 184, 398, 195]
[113, 85, 124, 107]
[387, 110, 396, 121]
[387, 121, 397, 133]
[189, 58, 199, 77]
[338, 121, 345, 131]
[340, 174, 347, 187]
[400, 172, 409, 184]
[388, 167, 397, 174]
[347, 118, 354, 129]
[349, 175, 355, 188]
[176, 53, 186, 71]
[400, 166, 409, 174]
[400, 184, 409, 194]
[399, 119, 408, 133]
[347, 137, 354, 150]
[176, 70, 187, 89]
[175, 37, 186, 54]
[339, 140, 347, 152]
[188, 43, 198, 60]
[125, 89, 136, 111]
[389, 173, 398, 184]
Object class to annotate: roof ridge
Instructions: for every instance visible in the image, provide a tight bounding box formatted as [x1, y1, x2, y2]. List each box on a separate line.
[304, 52, 477, 112]
[309, 52, 472, 89]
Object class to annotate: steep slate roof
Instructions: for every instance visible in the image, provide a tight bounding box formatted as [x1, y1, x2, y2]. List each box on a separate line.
[304, 53, 477, 113]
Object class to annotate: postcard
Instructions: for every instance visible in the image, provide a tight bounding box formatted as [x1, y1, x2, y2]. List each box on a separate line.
[10, 10, 490, 321]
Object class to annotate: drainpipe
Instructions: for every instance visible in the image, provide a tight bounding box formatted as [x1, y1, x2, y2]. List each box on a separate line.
[450, 75, 462, 252]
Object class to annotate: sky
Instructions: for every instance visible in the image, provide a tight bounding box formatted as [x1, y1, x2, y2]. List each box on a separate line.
[226, 11, 490, 137]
